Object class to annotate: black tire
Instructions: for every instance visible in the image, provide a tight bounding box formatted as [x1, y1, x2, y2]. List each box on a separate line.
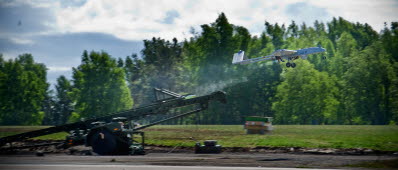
[291, 63, 296, 68]
[286, 63, 291, 67]
[259, 130, 265, 135]
[90, 130, 117, 155]
[246, 129, 253, 134]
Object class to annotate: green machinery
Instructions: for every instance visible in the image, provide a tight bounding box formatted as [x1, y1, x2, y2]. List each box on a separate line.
[244, 116, 273, 135]
[195, 140, 222, 154]
[0, 89, 226, 155]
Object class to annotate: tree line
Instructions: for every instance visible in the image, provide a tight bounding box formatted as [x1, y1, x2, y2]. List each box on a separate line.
[1, 13, 397, 125]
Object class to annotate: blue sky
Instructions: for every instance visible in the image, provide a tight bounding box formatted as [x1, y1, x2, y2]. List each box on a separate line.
[0, 0, 397, 87]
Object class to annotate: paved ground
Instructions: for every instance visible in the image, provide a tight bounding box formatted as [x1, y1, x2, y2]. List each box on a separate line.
[0, 152, 397, 169]
[0, 164, 342, 170]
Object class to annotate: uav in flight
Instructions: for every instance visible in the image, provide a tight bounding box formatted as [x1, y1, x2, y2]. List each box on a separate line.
[232, 47, 326, 68]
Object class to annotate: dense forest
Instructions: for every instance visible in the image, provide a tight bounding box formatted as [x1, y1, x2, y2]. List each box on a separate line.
[1, 13, 397, 125]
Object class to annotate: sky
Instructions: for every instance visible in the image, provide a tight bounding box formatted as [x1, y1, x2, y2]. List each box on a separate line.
[0, 0, 397, 87]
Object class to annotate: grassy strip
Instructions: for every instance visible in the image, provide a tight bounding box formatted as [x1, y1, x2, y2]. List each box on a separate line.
[142, 125, 398, 151]
[1, 125, 397, 151]
[0, 126, 67, 140]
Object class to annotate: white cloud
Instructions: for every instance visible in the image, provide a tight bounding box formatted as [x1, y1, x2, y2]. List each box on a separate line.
[3, 0, 397, 88]
[1, 52, 18, 60]
[51, 0, 294, 40]
[11, 0, 398, 41]
[47, 66, 72, 72]
[308, 0, 398, 31]
[9, 37, 35, 45]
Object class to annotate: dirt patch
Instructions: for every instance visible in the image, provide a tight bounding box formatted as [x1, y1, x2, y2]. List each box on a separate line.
[247, 146, 398, 155]
[1, 141, 398, 169]
[2, 140, 397, 156]
[144, 128, 237, 134]
[145, 144, 398, 156]
[0, 140, 92, 155]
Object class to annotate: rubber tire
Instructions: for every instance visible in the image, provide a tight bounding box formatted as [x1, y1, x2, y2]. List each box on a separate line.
[90, 130, 117, 155]
[286, 63, 291, 67]
[291, 63, 296, 68]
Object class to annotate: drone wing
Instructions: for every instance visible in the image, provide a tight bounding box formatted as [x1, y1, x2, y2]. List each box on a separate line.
[272, 49, 297, 56]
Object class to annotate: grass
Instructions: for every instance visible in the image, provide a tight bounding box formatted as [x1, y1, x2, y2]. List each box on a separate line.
[1, 125, 397, 151]
[142, 125, 398, 151]
[0, 126, 68, 140]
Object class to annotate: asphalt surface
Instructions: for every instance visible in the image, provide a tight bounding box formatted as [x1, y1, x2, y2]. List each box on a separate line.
[0, 152, 397, 169]
[0, 164, 341, 170]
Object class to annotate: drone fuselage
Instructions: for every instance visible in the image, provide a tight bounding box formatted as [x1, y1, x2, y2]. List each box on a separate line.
[232, 47, 326, 68]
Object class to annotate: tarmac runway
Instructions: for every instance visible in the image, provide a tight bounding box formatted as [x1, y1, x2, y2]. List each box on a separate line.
[0, 164, 341, 170]
[0, 152, 396, 169]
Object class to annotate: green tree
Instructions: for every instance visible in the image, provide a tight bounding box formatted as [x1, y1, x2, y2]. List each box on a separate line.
[327, 32, 358, 78]
[53, 76, 73, 124]
[126, 37, 185, 106]
[381, 22, 398, 62]
[41, 90, 56, 125]
[246, 33, 271, 57]
[272, 60, 339, 124]
[71, 51, 133, 119]
[287, 21, 299, 38]
[226, 61, 282, 123]
[142, 37, 183, 90]
[120, 15, 397, 125]
[342, 42, 398, 124]
[0, 54, 48, 125]
[234, 26, 251, 52]
[124, 54, 150, 106]
[314, 20, 326, 35]
[264, 21, 285, 49]
[197, 13, 234, 83]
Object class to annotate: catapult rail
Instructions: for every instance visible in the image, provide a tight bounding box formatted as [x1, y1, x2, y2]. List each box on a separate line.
[0, 91, 226, 146]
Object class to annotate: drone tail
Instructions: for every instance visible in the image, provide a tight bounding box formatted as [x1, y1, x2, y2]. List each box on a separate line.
[232, 51, 245, 64]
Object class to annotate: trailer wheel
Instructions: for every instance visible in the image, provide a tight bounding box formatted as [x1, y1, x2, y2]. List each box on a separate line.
[90, 130, 117, 155]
